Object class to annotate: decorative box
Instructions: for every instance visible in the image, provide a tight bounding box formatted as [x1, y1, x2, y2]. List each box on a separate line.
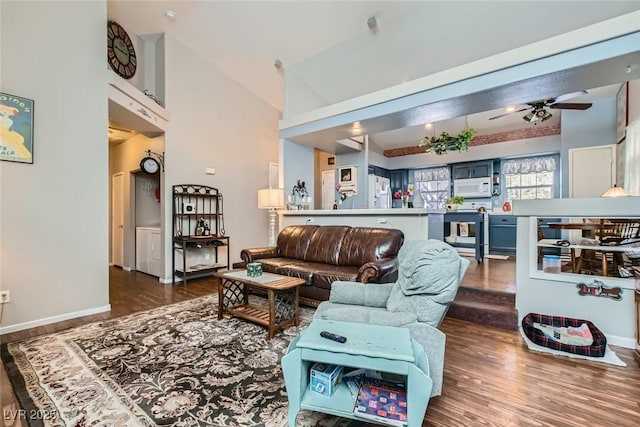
[247, 262, 262, 277]
[310, 363, 343, 396]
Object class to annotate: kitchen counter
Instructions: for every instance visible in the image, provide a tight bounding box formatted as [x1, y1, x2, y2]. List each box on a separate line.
[279, 208, 443, 241]
[281, 208, 433, 215]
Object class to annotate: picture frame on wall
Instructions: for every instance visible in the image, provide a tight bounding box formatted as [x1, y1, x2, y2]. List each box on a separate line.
[0, 92, 34, 164]
[616, 82, 628, 143]
[337, 165, 358, 192]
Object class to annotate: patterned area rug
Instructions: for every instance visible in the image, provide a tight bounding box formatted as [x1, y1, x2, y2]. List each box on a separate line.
[1, 295, 356, 426]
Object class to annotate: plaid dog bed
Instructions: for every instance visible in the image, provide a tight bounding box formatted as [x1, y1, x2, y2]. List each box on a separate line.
[521, 313, 607, 357]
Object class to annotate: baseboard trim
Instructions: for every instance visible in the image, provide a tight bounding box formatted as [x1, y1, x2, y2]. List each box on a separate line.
[0, 304, 111, 335]
[607, 335, 635, 349]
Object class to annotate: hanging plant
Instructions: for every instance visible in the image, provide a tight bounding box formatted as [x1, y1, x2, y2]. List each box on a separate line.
[419, 128, 477, 155]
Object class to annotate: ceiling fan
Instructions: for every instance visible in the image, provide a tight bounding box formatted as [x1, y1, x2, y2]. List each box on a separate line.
[488, 90, 593, 123]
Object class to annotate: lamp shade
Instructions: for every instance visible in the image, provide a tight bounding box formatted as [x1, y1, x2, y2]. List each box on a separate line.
[600, 184, 630, 198]
[258, 188, 284, 209]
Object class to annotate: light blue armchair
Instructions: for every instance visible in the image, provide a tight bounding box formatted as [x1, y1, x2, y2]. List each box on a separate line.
[314, 239, 469, 396]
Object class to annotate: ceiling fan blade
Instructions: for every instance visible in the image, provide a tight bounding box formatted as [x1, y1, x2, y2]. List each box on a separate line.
[548, 102, 592, 110]
[488, 107, 530, 120]
[553, 90, 588, 103]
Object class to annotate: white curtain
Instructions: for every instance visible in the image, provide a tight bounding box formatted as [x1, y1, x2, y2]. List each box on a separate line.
[502, 156, 556, 174]
[414, 167, 450, 182]
[624, 116, 640, 195]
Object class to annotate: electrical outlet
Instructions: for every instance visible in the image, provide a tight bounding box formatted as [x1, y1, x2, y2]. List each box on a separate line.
[204, 252, 210, 261]
[0, 290, 10, 304]
[377, 217, 387, 224]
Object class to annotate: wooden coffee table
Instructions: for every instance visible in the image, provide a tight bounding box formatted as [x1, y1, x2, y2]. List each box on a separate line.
[214, 269, 305, 339]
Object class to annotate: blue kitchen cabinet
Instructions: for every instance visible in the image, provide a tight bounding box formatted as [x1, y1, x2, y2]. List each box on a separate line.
[489, 215, 560, 256]
[489, 215, 517, 255]
[390, 169, 408, 192]
[452, 160, 493, 180]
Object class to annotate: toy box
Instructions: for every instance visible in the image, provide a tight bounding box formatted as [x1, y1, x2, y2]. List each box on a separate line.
[310, 363, 343, 396]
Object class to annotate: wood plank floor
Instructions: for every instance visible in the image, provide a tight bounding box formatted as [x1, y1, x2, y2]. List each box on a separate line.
[460, 257, 516, 293]
[3, 266, 639, 427]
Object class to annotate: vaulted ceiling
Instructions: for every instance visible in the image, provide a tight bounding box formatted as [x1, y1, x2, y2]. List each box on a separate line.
[108, 1, 640, 148]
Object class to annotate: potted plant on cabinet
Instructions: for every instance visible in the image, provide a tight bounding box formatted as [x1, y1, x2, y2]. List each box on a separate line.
[445, 195, 464, 211]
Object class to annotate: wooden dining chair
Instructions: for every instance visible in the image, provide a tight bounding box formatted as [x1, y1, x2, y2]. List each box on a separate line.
[580, 219, 640, 277]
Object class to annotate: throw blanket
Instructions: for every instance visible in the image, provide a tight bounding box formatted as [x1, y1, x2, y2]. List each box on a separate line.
[533, 322, 594, 346]
[386, 240, 468, 327]
[396, 239, 463, 295]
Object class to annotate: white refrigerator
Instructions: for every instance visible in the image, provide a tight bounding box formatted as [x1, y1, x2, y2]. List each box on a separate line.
[368, 174, 391, 209]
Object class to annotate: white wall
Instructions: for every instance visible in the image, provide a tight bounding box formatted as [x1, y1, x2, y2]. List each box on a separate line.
[560, 97, 616, 196]
[629, 78, 640, 124]
[163, 36, 280, 276]
[0, 1, 109, 331]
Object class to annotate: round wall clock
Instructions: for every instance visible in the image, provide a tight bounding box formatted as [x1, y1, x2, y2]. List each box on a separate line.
[107, 20, 137, 79]
[140, 156, 160, 174]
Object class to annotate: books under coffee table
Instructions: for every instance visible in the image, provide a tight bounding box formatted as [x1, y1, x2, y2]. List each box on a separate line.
[214, 269, 304, 339]
[281, 319, 433, 427]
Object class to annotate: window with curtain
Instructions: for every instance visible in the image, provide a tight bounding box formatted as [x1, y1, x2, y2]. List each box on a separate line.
[503, 155, 557, 200]
[414, 167, 450, 210]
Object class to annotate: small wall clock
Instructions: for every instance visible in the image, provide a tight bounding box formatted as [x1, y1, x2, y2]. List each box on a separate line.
[140, 156, 160, 174]
[107, 20, 137, 79]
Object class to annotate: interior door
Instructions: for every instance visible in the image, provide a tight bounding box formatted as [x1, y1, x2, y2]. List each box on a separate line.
[569, 144, 615, 197]
[112, 173, 124, 267]
[322, 170, 335, 210]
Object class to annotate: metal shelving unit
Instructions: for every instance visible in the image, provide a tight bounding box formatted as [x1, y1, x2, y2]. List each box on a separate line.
[172, 184, 229, 285]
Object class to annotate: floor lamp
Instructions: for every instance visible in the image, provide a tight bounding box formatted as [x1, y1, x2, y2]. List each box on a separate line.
[258, 188, 285, 247]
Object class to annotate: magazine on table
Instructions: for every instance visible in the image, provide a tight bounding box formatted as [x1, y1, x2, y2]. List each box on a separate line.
[353, 376, 408, 427]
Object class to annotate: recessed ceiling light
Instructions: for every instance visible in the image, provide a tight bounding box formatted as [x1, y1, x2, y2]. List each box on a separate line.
[424, 123, 432, 129]
[506, 106, 515, 112]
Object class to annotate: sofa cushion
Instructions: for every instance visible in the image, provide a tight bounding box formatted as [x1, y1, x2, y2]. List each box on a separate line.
[274, 262, 315, 286]
[259, 257, 297, 274]
[277, 225, 318, 260]
[318, 305, 418, 326]
[305, 226, 350, 265]
[338, 227, 404, 266]
[311, 266, 360, 290]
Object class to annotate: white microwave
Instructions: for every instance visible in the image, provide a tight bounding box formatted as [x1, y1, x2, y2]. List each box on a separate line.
[453, 177, 492, 198]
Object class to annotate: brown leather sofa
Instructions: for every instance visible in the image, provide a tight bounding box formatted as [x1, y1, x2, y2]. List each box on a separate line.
[240, 225, 404, 306]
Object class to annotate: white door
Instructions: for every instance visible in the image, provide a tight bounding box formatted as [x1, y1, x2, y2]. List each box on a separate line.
[112, 173, 124, 267]
[322, 170, 336, 210]
[569, 145, 616, 197]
